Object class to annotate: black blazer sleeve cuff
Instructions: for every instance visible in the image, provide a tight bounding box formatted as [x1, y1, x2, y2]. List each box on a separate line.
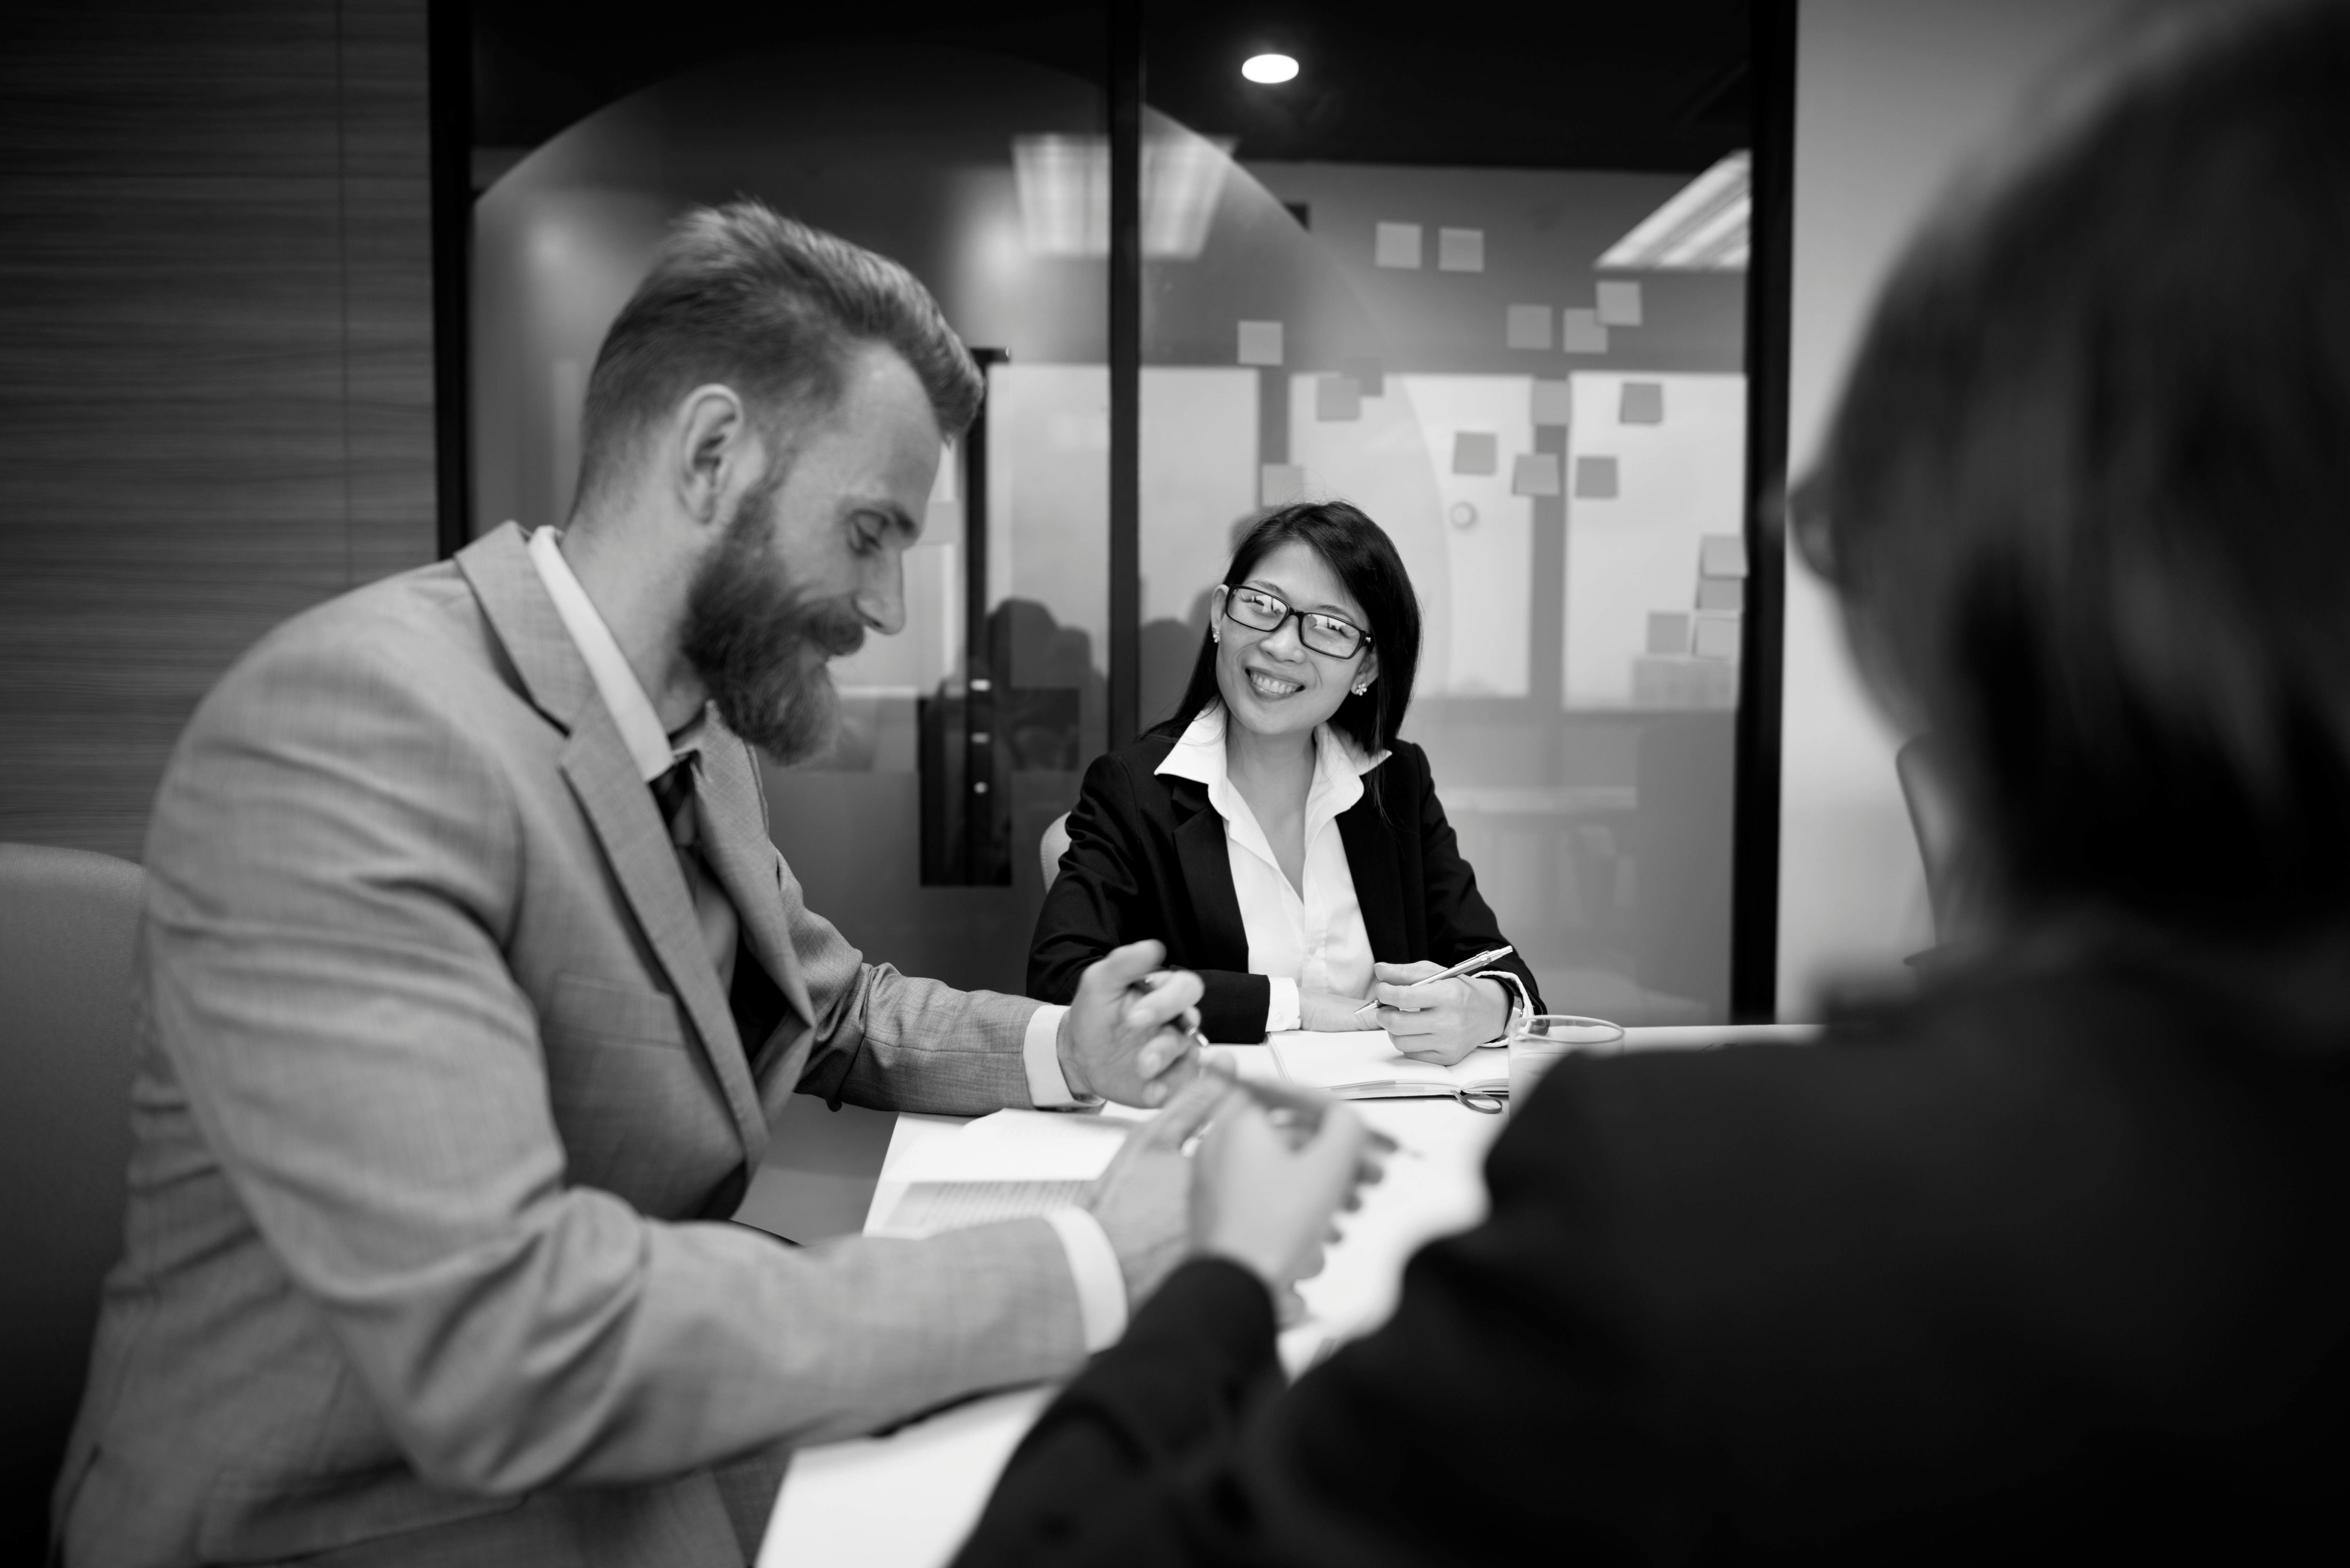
[956, 1261, 1277, 1567]
[1023, 1256, 1277, 1466]
[1197, 970, 1273, 1043]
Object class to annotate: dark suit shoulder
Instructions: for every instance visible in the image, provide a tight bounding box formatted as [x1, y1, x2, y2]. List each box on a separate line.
[1105, 730, 1179, 777]
[1365, 737, 1435, 802]
[1078, 732, 1186, 820]
[1501, 967, 2350, 1393]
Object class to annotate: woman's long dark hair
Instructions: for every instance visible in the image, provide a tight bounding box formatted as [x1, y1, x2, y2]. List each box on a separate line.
[1155, 500, 1422, 760]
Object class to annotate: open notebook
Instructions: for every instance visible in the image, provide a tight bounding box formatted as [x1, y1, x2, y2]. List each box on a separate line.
[1267, 1030, 1510, 1100]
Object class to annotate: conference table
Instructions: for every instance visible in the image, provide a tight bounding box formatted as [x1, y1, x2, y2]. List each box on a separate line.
[757, 1025, 1815, 1567]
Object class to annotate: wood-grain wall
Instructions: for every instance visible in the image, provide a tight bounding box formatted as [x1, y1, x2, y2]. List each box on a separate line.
[0, 1, 437, 862]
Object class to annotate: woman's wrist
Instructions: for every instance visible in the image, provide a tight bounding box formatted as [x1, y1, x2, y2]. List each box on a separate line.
[1473, 975, 1513, 1041]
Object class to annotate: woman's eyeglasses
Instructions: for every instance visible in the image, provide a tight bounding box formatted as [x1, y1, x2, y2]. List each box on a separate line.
[1220, 586, 1372, 659]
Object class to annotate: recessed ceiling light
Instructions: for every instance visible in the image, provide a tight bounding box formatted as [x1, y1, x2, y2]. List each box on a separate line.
[1242, 53, 1300, 84]
[1595, 152, 1752, 272]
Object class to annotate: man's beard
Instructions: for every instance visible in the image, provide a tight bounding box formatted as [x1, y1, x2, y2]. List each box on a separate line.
[678, 483, 867, 763]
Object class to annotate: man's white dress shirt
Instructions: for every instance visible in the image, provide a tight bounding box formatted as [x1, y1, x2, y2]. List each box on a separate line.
[1155, 705, 1386, 1033]
[526, 527, 1125, 1350]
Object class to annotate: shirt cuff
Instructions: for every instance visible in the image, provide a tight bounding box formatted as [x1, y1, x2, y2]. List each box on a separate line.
[1265, 976, 1302, 1035]
[1474, 969, 1532, 1041]
[1023, 1004, 1095, 1107]
[1042, 1207, 1129, 1353]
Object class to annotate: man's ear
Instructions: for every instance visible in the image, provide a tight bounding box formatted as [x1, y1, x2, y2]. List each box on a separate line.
[670, 384, 754, 527]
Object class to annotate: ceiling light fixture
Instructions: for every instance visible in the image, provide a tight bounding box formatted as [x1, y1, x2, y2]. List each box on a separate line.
[1596, 151, 1751, 272]
[1242, 53, 1300, 84]
[1013, 132, 1237, 260]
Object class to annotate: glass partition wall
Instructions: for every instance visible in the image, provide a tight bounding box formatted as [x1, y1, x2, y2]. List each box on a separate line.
[470, 24, 1762, 1019]
[1134, 124, 1749, 1023]
[474, 44, 1113, 991]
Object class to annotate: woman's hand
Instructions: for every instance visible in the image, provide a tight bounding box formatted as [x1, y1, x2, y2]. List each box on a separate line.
[1298, 988, 1381, 1032]
[1192, 1088, 1381, 1293]
[1372, 962, 1513, 1065]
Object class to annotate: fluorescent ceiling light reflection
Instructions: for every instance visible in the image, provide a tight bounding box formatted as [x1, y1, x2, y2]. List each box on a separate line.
[1013, 133, 1237, 260]
[1242, 53, 1300, 84]
[1596, 151, 1750, 272]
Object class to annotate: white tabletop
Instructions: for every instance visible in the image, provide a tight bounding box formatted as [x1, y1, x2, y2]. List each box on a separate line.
[759, 1025, 1814, 1566]
[759, 1048, 1510, 1567]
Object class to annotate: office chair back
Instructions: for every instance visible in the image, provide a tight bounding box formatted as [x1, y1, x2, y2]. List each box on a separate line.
[0, 844, 144, 1542]
[1040, 811, 1073, 891]
[1894, 736, 1967, 943]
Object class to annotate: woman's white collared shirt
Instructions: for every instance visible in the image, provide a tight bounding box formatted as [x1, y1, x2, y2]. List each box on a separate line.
[1155, 707, 1387, 1033]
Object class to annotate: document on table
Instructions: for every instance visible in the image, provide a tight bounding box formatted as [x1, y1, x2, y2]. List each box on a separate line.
[758, 1385, 1052, 1568]
[868, 1109, 1126, 1237]
[1267, 1023, 1823, 1101]
[1269, 1030, 1510, 1099]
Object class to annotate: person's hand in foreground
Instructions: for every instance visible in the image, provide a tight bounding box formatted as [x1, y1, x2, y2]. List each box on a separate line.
[1193, 1086, 1381, 1299]
[1059, 939, 1206, 1107]
[1084, 1075, 1230, 1303]
[1373, 960, 1513, 1066]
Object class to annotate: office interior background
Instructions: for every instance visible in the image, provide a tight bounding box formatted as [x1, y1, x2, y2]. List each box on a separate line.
[1, 0, 2142, 1016]
[0, 0, 2134, 1532]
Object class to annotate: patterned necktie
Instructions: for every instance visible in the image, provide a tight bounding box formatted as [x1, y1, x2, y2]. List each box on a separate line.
[652, 754, 739, 998]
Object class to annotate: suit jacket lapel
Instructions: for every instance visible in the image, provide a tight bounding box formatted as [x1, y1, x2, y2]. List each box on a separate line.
[1338, 797, 1411, 960]
[693, 729, 818, 1031]
[457, 524, 768, 1172]
[1166, 777, 1250, 969]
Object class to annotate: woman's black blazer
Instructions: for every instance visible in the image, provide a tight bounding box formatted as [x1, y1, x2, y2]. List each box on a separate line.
[1028, 730, 1544, 1042]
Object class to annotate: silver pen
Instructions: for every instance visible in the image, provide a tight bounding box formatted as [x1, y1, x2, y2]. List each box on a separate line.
[1352, 944, 1516, 1018]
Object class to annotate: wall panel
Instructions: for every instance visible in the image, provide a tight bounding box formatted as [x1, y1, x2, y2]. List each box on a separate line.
[0, 1, 436, 861]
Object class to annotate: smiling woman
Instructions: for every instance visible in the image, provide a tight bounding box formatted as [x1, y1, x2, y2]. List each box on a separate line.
[1028, 501, 1544, 1054]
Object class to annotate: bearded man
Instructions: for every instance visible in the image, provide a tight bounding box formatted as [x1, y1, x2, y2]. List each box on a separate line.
[53, 203, 1208, 1568]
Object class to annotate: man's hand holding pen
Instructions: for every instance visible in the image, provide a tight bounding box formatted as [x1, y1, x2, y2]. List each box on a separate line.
[1057, 940, 1207, 1108]
[1071, 948, 1390, 1315]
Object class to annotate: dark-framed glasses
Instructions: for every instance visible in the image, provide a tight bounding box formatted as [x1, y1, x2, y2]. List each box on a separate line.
[1220, 585, 1372, 659]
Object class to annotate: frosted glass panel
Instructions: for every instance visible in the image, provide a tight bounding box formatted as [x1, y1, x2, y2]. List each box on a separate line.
[1564, 372, 1749, 709]
[1140, 137, 1748, 1022]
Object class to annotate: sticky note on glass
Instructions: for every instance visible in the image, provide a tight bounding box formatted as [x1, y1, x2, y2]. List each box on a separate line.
[1696, 577, 1745, 613]
[1237, 320, 1284, 366]
[1505, 304, 1552, 351]
[1511, 452, 1562, 497]
[1261, 463, 1306, 506]
[1574, 455, 1619, 499]
[1529, 379, 1573, 427]
[1452, 431, 1498, 475]
[1438, 227, 1485, 272]
[1374, 222, 1423, 269]
[1596, 280, 1644, 326]
[1699, 533, 1749, 578]
[1619, 381, 1665, 425]
[1693, 613, 1741, 659]
[1647, 612, 1691, 655]
[1315, 374, 1362, 421]
[1342, 355, 1385, 396]
[1562, 309, 1609, 354]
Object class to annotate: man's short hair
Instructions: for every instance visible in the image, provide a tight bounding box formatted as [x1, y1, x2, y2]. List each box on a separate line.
[577, 201, 982, 501]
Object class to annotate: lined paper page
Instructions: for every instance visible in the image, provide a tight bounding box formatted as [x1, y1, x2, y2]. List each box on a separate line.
[880, 1180, 1090, 1236]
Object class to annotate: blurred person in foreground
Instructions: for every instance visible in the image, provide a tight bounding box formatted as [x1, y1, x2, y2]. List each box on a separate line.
[53, 203, 1209, 1567]
[1030, 501, 1543, 1060]
[955, 2, 2350, 1558]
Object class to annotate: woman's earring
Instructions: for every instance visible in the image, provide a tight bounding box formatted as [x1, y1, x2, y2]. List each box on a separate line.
[1352, 682, 1370, 696]
[1212, 629, 1220, 644]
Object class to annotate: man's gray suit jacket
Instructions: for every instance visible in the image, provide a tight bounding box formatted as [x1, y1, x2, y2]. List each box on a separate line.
[56, 524, 1091, 1567]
